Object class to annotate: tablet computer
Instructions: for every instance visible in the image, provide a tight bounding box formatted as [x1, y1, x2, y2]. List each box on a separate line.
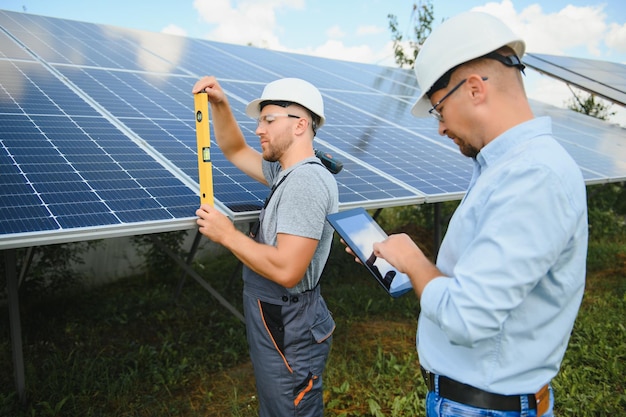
[327, 207, 413, 298]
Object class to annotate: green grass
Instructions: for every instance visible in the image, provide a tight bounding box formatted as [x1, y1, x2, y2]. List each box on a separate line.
[1, 237, 625, 416]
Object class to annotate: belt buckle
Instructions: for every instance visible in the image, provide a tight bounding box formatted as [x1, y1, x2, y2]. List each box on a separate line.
[535, 384, 549, 415]
[420, 367, 435, 391]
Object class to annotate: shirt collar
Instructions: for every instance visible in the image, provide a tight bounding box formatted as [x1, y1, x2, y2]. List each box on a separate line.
[476, 116, 552, 169]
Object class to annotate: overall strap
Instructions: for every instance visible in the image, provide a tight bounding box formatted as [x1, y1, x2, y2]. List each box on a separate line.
[250, 160, 322, 238]
[262, 160, 322, 209]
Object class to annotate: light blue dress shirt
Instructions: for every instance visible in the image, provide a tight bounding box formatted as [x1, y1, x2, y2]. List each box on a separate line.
[418, 116, 588, 395]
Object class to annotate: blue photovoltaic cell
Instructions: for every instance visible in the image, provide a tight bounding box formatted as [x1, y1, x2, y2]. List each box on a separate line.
[524, 53, 626, 106]
[2, 8, 626, 249]
[527, 100, 626, 182]
[118, 109, 272, 211]
[0, 28, 33, 60]
[321, 124, 472, 198]
[0, 91, 200, 236]
[182, 39, 283, 84]
[0, 10, 188, 73]
[273, 49, 421, 95]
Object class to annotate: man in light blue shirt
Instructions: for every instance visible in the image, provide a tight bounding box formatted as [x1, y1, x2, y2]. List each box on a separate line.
[370, 11, 588, 417]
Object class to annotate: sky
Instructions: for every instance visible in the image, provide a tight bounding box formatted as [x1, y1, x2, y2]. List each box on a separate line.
[2, 0, 626, 126]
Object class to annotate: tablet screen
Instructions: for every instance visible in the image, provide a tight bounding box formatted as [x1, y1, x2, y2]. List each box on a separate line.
[327, 208, 412, 297]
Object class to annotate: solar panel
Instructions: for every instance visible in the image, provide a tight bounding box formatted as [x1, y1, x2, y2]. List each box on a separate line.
[2, 9, 626, 251]
[524, 52, 626, 106]
[0, 60, 199, 236]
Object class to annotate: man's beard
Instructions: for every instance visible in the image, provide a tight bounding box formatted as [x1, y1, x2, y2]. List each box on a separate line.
[263, 134, 293, 162]
[456, 136, 479, 159]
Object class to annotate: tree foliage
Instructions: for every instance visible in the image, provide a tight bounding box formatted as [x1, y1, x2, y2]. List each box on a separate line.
[565, 86, 616, 121]
[387, 1, 434, 69]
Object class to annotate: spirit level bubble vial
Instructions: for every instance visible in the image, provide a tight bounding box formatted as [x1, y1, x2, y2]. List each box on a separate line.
[194, 92, 214, 206]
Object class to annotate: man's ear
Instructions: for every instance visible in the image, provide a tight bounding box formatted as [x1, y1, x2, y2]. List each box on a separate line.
[294, 117, 310, 136]
[466, 74, 488, 103]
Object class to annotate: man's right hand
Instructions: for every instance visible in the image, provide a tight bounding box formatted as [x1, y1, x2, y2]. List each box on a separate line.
[192, 76, 226, 105]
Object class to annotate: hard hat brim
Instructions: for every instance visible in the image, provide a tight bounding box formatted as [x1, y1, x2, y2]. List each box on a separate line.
[245, 99, 266, 119]
[245, 78, 326, 128]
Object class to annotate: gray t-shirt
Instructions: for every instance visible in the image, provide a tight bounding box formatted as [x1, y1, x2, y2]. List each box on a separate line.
[260, 157, 339, 294]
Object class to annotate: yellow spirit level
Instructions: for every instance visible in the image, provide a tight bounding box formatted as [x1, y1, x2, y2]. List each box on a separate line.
[194, 92, 214, 206]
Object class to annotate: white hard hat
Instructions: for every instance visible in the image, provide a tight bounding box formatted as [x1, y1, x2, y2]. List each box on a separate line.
[246, 78, 326, 128]
[411, 11, 526, 117]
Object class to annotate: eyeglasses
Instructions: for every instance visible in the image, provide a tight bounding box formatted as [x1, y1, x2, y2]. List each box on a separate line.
[428, 76, 488, 122]
[256, 113, 301, 127]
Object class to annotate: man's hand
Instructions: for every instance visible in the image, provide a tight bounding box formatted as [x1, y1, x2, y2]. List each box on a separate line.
[372, 234, 422, 274]
[192, 76, 226, 104]
[196, 204, 236, 245]
[341, 233, 442, 298]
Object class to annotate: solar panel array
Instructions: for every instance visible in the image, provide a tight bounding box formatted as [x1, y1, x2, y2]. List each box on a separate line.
[1, 9, 626, 250]
[524, 52, 626, 106]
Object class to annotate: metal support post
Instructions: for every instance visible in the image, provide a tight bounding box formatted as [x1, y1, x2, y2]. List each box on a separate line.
[5, 249, 26, 404]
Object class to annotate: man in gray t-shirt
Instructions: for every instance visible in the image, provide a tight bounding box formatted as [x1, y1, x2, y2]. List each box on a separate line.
[192, 76, 338, 417]
[260, 158, 337, 293]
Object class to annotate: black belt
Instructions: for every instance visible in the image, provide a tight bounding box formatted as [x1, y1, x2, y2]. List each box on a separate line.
[420, 367, 536, 411]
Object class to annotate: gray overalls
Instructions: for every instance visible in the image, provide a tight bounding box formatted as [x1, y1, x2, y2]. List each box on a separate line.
[243, 161, 335, 417]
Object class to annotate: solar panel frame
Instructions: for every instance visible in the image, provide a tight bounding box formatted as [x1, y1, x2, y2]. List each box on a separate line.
[524, 52, 626, 106]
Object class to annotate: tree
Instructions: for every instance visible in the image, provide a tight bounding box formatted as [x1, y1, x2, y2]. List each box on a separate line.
[387, 1, 434, 69]
[565, 86, 616, 121]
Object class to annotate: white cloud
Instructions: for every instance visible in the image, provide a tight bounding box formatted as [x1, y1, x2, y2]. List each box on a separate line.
[606, 22, 626, 56]
[190, 0, 388, 64]
[356, 25, 385, 36]
[192, 0, 304, 49]
[473, 0, 608, 56]
[526, 72, 572, 108]
[296, 39, 376, 63]
[326, 25, 345, 39]
[161, 24, 187, 37]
